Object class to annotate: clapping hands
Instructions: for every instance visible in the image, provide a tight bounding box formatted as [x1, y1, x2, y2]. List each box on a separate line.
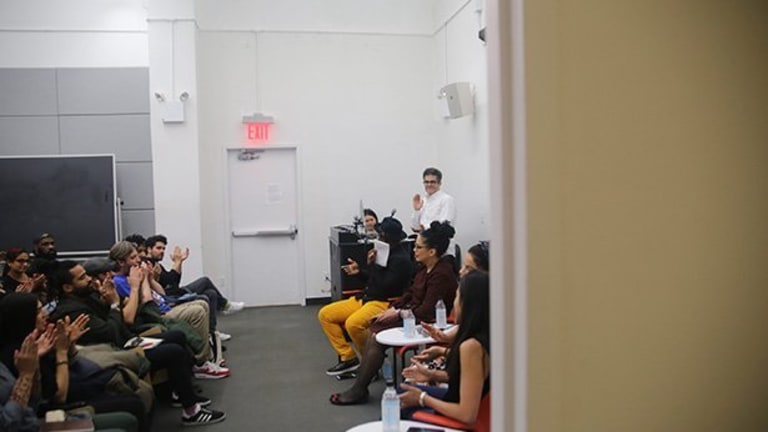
[402, 358, 433, 383]
[171, 246, 190, 264]
[15, 332, 40, 376]
[64, 314, 90, 346]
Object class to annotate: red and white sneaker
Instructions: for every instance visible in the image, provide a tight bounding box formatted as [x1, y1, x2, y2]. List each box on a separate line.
[193, 361, 230, 379]
[216, 358, 228, 368]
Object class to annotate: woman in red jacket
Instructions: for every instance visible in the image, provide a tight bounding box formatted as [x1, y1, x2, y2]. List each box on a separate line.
[330, 221, 458, 405]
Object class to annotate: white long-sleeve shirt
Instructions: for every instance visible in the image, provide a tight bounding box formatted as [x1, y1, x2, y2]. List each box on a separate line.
[411, 189, 456, 231]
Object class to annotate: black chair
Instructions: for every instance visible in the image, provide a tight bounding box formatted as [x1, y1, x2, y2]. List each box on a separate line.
[452, 243, 462, 277]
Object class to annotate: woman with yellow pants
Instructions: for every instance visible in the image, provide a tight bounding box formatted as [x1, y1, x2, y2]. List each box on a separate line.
[318, 217, 413, 376]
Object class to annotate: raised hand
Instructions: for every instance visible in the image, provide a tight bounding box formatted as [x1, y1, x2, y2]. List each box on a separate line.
[139, 261, 152, 279]
[412, 193, 423, 211]
[15, 332, 40, 375]
[99, 278, 119, 304]
[36, 324, 55, 357]
[342, 258, 360, 275]
[17, 279, 35, 294]
[54, 320, 70, 354]
[171, 246, 190, 263]
[65, 314, 90, 346]
[31, 274, 46, 290]
[128, 265, 143, 291]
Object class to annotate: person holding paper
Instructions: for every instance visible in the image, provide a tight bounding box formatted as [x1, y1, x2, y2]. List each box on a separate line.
[318, 217, 412, 376]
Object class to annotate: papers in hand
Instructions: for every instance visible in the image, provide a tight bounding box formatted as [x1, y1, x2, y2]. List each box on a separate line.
[123, 336, 163, 350]
[373, 239, 390, 267]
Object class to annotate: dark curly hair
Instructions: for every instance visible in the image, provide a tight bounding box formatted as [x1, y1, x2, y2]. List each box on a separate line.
[420, 221, 455, 256]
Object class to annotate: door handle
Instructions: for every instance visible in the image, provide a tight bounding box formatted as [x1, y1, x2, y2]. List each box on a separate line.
[232, 225, 299, 239]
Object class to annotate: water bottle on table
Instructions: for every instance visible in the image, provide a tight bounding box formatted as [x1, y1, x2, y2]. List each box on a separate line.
[381, 385, 400, 432]
[435, 298, 447, 329]
[401, 309, 416, 338]
[381, 356, 400, 432]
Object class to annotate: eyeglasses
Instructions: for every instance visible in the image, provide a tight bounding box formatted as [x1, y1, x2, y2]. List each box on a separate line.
[422, 180, 439, 185]
[414, 243, 426, 249]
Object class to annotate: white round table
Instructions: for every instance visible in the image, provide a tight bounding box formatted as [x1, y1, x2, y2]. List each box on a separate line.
[375, 325, 453, 385]
[346, 419, 464, 432]
[375, 326, 436, 346]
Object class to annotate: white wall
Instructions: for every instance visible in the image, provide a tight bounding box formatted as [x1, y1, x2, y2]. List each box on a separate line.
[196, 0, 436, 35]
[0, 0, 148, 67]
[0, 0, 490, 299]
[146, 1, 205, 280]
[190, 0, 489, 299]
[432, 0, 491, 248]
[197, 30, 437, 299]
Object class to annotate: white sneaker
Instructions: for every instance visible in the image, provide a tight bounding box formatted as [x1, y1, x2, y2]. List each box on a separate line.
[216, 330, 232, 342]
[193, 361, 230, 379]
[223, 301, 244, 315]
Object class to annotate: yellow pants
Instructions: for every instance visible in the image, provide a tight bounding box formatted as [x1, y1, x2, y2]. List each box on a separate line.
[318, 296, 389, 361]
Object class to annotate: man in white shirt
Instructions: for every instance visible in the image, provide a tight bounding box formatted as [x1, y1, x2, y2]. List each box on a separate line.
[411, 167, 456, 232]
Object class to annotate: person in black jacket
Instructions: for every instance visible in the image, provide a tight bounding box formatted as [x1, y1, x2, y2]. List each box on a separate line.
[318, 217, 413, 376]
[47, 261, 226, 426]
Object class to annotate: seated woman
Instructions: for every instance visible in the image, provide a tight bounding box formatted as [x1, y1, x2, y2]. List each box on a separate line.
[362, 208, 379, 239]
[399, 270, 490, 425]
[0, 293, 144, 431]
[318, 216, 412, 376]
[330, 221, 458, 405]
[0, 337, 138, 432]
[0, 248, 45, 298]
[419, 240, 490, 347]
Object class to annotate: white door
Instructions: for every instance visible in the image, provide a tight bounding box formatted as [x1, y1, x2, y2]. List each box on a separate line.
[226, 147, 303, 306]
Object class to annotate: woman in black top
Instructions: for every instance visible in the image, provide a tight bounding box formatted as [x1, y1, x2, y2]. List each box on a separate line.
[1, 248, 45, 298]
[400, 271, 490, 425]
[0, 293, 145, 430]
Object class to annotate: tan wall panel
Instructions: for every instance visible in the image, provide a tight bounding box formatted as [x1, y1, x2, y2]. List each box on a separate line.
[527, 1, 768, 431]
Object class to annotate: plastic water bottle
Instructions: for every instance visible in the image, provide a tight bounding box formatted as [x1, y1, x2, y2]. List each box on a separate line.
[435, 298, 447, 329]
[402, 309, 416, 338]
[381, 385, 400, 432]
[382, 355, 394, 385]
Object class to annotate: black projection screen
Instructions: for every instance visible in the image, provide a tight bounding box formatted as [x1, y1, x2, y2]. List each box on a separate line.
[0, 155, 118, 255]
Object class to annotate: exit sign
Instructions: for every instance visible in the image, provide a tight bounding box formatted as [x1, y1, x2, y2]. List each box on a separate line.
[242, 113, 275, 144]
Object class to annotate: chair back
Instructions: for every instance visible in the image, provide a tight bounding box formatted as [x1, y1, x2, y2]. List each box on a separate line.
[411, 392, 491, 432]
[453, 243, 462, 277]
[473, 392, 491, 432]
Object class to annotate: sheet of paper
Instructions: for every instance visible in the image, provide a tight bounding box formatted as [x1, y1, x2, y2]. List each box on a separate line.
[374, 239, 390, 267]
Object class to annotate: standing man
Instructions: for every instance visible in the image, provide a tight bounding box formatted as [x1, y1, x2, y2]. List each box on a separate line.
[411, 167, 456, 232]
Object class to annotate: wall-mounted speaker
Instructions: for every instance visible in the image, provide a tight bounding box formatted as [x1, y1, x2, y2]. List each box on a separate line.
[440, 82, 475, 119]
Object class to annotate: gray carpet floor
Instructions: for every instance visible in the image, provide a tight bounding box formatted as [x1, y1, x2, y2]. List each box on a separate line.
[151, 304, 386, 431]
